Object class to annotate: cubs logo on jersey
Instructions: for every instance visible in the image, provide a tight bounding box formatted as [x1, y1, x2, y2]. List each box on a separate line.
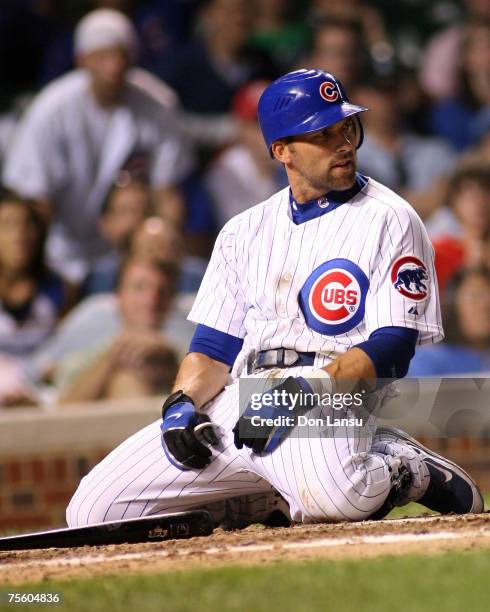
[391, 256, 429, 301]
[298, 259, 369, 335]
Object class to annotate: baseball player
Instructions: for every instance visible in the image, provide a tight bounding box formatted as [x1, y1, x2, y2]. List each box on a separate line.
[67, 69, 483, 528]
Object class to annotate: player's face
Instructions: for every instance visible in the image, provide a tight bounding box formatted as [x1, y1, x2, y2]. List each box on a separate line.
[118, 261, 173, 329]
[275, 117, 358, 201]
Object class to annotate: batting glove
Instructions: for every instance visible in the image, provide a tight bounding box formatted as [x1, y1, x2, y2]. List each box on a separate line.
[233, 369, 333, 454]
[161, 390, 219, 470]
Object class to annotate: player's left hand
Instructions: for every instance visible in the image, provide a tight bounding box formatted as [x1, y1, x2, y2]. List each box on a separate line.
[233, 372, 332, 454]
[161, 392, 219, 470]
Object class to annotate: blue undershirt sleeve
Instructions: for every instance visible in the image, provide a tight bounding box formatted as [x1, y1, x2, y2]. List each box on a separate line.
[188, 324, 244, 368]
[355, 326, 419, 381]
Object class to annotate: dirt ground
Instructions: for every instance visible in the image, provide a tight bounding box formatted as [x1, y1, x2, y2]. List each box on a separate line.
[1, 513, 489, 585]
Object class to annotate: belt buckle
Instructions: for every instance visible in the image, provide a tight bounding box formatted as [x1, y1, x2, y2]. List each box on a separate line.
[283, 349, 299, 367]
[275, 348, 284, 366]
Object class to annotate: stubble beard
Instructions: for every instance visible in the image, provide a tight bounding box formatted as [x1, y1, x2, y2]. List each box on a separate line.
[288, 145, 357, 200]
[313, 162, 357, 193]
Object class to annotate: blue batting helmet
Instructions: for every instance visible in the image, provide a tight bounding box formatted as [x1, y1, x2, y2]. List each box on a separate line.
[257, 69, 368, 155]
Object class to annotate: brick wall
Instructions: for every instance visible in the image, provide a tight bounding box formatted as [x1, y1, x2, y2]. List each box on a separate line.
[0, 398, 161, 531]
[0, 450, 109, 530]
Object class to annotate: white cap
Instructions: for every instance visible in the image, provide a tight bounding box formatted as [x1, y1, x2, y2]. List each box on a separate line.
[74, 9, 138, 60]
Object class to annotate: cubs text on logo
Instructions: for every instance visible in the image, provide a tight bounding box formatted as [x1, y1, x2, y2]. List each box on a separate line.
[319, 81, 339, 102]
[298, 259, 369, 335]
[391, 255, 429, 301]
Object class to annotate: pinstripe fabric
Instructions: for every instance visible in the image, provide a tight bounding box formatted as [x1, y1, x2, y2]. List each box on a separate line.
[67, 176, 439, 527]
[189, 178, 443, 380]
[67, 365, 426, 526]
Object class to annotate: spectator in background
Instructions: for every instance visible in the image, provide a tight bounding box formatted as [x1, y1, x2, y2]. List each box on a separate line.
[429, 20, 490, 152]
[160, 0, 278, 150]
[419, 0, 490, 101]
[302, 18, 369, 92]
[20, 255, 184, 404]
[2, 8, 192, 284]
[132, 215, 207, 294]
[0, 189, 74, 408]
[396, 68, 433, 136]
[431, 164, 490, 293]
[356, 75, 457, 220]
[97, 0, 197, 78]
[308, 0, 394, 75]
[84, 210, 204, 296]
[205, 81, 288, 228]
[24, 242, 196, 402]
[247, 0, 308, 72]
[0, 190, 72, 358]
[131, 216, 182, 267]
[82, 178, 153, 296]
[408, 267, 490, 376]
[57, 256, 179, 404]
[460, 127, 490, 168]
[35, 0, 198, 87]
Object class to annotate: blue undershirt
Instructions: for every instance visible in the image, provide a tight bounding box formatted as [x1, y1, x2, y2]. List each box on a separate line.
[189, 324, 243, 367]
[355, 327, 419, 380]
[189, 323, 418, 379]
[289, 173, 368, 225]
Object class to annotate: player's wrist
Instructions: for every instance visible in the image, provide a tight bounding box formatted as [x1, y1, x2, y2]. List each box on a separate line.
[297, 368, 334, 397]
[162, 389, 195, 418]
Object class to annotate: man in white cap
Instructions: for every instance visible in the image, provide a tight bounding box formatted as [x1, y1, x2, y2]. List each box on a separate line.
[3, 9, 193, 282]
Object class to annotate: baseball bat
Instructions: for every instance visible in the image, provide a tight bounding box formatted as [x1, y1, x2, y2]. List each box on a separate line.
[0, 510, 213, 551]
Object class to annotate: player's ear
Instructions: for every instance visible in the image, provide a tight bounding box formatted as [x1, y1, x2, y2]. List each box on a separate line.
[271, 140, 290, 164]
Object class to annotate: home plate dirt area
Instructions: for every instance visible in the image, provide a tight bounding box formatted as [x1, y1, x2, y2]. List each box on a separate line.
[1, 513, 489, 585]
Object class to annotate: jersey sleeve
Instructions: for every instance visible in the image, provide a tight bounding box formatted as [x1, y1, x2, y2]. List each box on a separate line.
[364, 204, 444, 345]
[187, 221, 248, 337]
[150, 110, 194, 187]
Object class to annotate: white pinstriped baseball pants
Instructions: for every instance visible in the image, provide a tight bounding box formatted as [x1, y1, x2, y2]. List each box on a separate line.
[66, 367, 429, 527]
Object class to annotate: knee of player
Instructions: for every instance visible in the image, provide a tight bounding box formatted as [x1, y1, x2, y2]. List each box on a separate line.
[295, 490, 359, 523]
[298, 456, 391, 522]
[334, 461, 392, 520]
[303, 488, 385, 523]
[292, 485, 352, 523]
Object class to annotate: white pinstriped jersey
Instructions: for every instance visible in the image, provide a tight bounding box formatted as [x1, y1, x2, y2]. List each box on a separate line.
[68, 174, 440, 528]
[188, 176, 444, 378]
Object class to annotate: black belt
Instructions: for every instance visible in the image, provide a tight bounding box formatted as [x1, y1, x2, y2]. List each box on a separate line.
[247, 349, 316, 373]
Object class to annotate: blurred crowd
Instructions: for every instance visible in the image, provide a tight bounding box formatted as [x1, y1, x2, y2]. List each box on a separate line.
[0, 0, 488, 408]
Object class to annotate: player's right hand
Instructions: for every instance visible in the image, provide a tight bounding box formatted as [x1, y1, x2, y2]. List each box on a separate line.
[160, 392, 219, 471]
[233, 376, 314, 454]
